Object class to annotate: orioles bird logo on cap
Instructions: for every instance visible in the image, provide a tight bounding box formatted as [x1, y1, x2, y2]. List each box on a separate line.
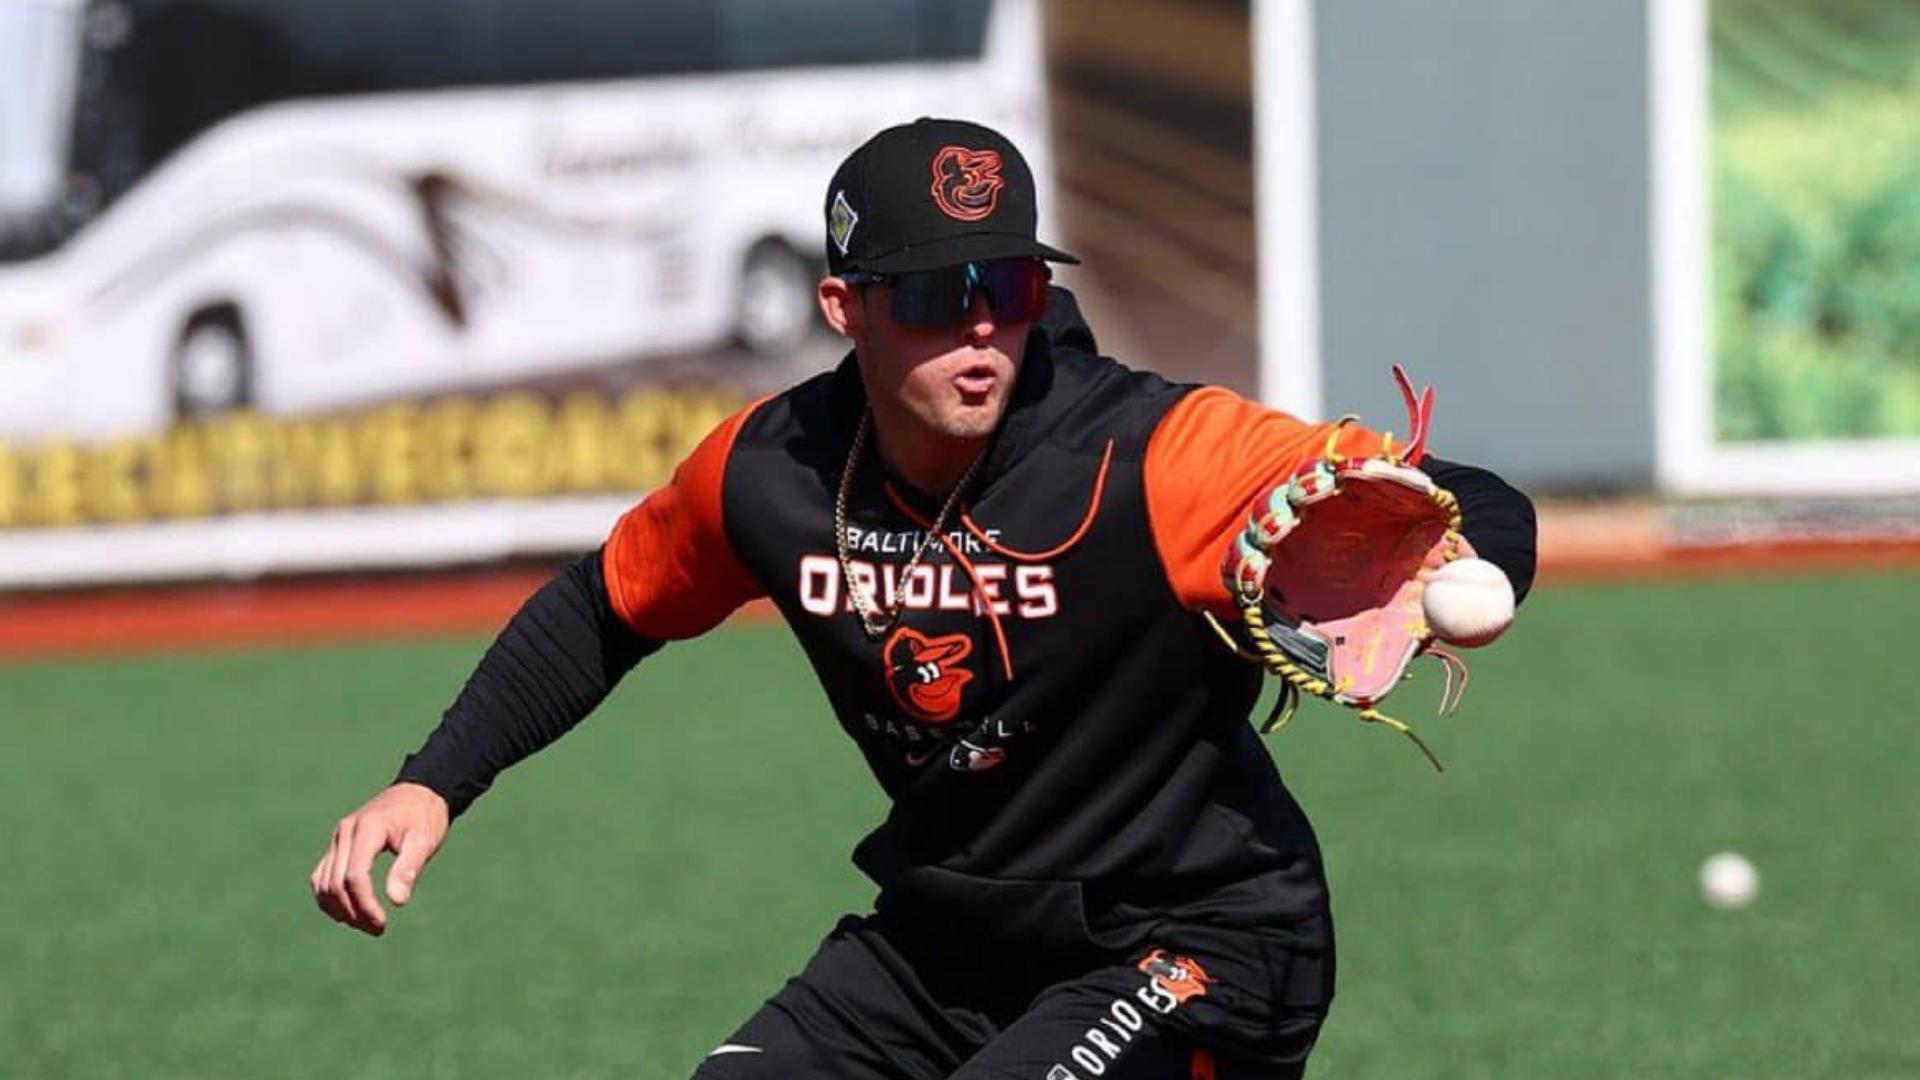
[883, 626, 975, 724]
[930, 146, 1005, 222]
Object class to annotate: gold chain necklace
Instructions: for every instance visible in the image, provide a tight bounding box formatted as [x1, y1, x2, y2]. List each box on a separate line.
[835, 408, 989, 640]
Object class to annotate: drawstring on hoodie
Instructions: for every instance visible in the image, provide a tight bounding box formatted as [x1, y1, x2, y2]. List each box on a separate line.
[959, 439, 1113, 563]
[882, 438, 1115, 682]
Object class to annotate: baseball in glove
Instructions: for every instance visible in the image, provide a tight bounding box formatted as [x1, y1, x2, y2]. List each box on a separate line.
[1208, 366, 1477, 771]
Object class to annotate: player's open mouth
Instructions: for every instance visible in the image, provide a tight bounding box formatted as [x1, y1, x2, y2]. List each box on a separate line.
[955, 365, 997, 397]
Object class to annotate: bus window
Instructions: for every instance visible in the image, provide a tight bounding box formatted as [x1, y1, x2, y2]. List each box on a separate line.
[216, 0, 723, 89]
[718, 0, 991, 70]
[0, 1, 84, 250]
[429, 0, 720, 84]
[130, 4, 298, 171]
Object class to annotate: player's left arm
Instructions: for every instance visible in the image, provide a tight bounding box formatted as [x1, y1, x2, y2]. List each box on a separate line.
[1415, 454, 1538, 603]
[1144, 385, 1537, 611]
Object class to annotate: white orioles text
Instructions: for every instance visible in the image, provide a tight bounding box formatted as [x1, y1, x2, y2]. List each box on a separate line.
[798, 554, 1058, 619]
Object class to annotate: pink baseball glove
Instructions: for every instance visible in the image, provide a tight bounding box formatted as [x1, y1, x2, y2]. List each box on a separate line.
[1215, 367, 1474, 770]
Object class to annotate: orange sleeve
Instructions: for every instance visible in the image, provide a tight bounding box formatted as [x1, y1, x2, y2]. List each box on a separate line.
[602, 400, 768, 640]
[1143, 387, 1386, 614]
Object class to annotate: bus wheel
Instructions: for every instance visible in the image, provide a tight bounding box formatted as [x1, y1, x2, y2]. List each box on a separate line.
[171, 304, 253, 419]
[734, 242, 818, 357]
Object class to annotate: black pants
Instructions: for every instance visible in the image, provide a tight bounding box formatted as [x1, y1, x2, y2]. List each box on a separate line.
[690, 900, 1333, 1080]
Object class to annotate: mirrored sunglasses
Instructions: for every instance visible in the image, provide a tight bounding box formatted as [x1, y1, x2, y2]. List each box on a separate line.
[843, 258, 1051, 328]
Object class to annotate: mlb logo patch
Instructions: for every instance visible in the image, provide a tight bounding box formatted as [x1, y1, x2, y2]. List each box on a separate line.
[829, 190, 859, 255]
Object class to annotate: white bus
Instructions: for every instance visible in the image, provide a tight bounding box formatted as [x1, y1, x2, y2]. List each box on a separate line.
[0, 0, 1052, 441]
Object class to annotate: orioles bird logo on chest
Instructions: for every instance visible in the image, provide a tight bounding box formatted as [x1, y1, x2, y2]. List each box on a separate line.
[883, 627, 975, 724]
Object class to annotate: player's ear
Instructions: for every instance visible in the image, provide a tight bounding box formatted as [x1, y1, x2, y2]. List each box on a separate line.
[818, 277, 861, 340]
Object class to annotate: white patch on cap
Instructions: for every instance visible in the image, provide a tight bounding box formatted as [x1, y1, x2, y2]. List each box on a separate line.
[829, 189, 859, 256]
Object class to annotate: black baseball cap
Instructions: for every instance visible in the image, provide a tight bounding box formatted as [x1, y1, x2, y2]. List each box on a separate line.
[824, 117, 1080, 276]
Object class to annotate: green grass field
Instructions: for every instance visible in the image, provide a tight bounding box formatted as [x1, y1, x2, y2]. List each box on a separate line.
[2, 571, 1916, 1079]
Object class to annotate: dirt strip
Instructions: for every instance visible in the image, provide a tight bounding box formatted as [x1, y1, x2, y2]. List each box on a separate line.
[0, 531, 1914, 664]
[0, 571, 552, 663]
[1530, 499, 1920, 582]
[1541, 537, 1920, 582]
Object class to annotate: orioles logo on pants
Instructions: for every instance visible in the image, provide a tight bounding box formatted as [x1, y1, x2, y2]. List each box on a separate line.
[883, 626, 974, 724]
[1138, 949, 1213, 1005]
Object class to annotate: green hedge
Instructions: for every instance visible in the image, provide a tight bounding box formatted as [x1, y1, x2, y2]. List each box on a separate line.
[1711, 0, 1920, 440]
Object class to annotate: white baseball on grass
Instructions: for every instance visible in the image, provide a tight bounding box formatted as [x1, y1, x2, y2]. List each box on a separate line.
[1699, 851, 1760, 910]
[1422, 557, 1515, 647]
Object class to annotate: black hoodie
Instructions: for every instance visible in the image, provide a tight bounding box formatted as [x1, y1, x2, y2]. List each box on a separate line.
[400, 288, 1537, 969]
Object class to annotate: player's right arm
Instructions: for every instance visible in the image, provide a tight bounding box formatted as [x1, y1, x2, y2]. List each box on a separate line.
[310, 403, 766, 936]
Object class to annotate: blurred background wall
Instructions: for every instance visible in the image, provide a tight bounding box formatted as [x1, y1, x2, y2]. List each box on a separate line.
[0, 0, 1913, 589]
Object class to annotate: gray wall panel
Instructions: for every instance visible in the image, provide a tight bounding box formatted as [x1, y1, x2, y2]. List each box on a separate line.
[1313, 0, 1654, 490]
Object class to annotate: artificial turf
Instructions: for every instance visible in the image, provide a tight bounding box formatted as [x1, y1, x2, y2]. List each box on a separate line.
[0, 570, 1914, 1079]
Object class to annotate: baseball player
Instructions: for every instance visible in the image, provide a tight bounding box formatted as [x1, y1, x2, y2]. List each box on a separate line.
[310, 118, 1537, 1078]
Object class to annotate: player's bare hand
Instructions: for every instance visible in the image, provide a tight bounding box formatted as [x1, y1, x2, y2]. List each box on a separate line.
[310, 782, 449, 937]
